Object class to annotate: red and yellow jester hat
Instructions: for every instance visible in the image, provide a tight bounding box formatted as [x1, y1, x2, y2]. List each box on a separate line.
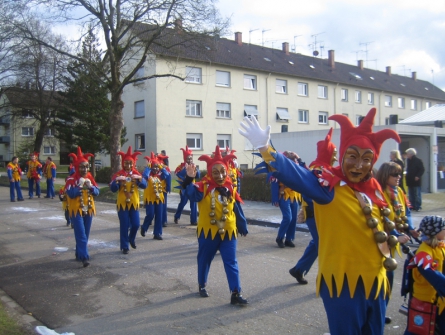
[199, 146, 236, 175]
[181, 146, 193, 163]
[309, 128, 336, 168]
[30, 152, 40, 158]
[329, 108, 400, 166]
[144, 152, 161, 167]
[68, 147, 94, 172]
[117, 146, 141, 169]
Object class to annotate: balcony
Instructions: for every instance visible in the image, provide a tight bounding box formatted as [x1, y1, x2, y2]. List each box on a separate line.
[0, 136, 10, 143]
[0, 117, 10, 125]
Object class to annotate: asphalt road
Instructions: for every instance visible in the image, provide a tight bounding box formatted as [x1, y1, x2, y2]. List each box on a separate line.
[0, 186, 442, 335]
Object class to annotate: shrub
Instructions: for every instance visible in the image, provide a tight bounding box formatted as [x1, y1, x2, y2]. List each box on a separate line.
[239, 169, 271, 202]
[95, 167, 112, 184]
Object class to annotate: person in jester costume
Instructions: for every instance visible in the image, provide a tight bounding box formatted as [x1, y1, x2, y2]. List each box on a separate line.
[182, 146, 249, 305]
[174, 146, 200, 225]
[239, 108, 401, 334]
[157, 152, 171, 227]
[65, 147, 100, 267]
[140, 152, 171, 240]
[7, 156, 24, 202]
[26, 152, 42, 199]
[110, 146, 147, 254]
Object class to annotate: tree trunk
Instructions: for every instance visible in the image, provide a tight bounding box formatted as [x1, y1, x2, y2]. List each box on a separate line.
[34, 126, 45, 155]
[109, 89, 124, 176]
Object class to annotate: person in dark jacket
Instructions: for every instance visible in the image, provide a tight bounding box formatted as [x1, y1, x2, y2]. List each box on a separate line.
[405, 148, 425, 211]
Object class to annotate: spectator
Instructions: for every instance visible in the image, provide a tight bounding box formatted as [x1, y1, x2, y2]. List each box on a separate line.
[405, 148, 425, 211]
[160, 150, 169, 166]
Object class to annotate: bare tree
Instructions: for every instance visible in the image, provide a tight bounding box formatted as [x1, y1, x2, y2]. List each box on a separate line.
[10, 0, 230, 173]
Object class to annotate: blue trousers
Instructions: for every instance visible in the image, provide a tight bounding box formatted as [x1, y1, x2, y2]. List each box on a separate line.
[64, 209, 70, 225]
[163, 193, 168, 224]
[175, 190, 198, 223]
[71, 213, 93, 261]
[197, 232, 241, 292]
[118, 208, 140, 250]
[320, 276, 386, 335]
[28, 178, 40, 198]
[142, 202, 163, 236]
[295, 216, 318, 275]
[46, 178, 55, 198]
[9, 181, 24, 201]
[408, 186, 422, 210]
[277, 198, 298, 241]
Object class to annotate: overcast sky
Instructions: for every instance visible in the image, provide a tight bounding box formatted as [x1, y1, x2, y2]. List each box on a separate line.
[217, 0, 445, 90]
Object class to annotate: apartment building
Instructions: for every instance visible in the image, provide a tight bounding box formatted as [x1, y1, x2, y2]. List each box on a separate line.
[121, 25, 445, 169]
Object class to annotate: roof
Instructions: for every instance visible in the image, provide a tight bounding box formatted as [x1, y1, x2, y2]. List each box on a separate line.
[130, 22, 445, 101]
[399, 104, 445, 125]
[0, 87, 64, 110]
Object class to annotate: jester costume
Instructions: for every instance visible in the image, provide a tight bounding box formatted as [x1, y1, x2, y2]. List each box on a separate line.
[110, 146, 147, 253]
[174, 146, 200, 225]
[182, 146, 248, 304]
[240, 108, 401, 334]
[26, 153, 42, 198]
[7, 159, 24, 202]
[65, 147, 100, 267]
[141, 152, 170, 239]
[44, 159, 57, 198]
[157, 152, 171, 227]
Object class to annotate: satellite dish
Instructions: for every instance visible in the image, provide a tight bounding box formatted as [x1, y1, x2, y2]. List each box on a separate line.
[313, 50, 319, 56]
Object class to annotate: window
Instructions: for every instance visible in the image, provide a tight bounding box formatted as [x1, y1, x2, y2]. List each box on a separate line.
[411, 99, 417, 110]
[355, 90, 362, 103]
[244, 104, 258, 119]
[217, 134, 231, 149]
[281, 125, 288, 133]
[318, 111, 328, 124]
[21, 127, 34, 136]
[318, 85, 328, 99]
[368, 92, 374, 105]
[356, 115, 364, 126]
[341, 89, 348, 102]
[216, 102, 231, 118]
[186, 133, 202, 150]
[133, 67, 144, 84]
[276, 108, 291, 121]
[216, 70, 230, 87]
[186, 100, 202, 117]
[244, 74, 257, 90]
[298, 82, 308, 96]
[276, 79, 287, 94]
[44, 128, 55, 137]
[134, 100, 145, 118]
[298, 110, 309, 123]
[426, 101, 431, 108]
[185, 66, 201, 84]
[398, 97, 405, 108]
[43, 146, 56, 154]
[135, 134, 145, 150]
[22, 110, 33, 118]
[384, 95, 392, 107]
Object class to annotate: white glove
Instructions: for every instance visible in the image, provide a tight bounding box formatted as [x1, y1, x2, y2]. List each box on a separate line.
[84, 179, 92, 188]
[238, 116, 271, 149]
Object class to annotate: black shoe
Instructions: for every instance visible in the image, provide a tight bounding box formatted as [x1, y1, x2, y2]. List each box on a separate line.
[190, 222, 197, 226]
[230, 291, 248, 305]
[289, 267, 308, 285]
[130, 241, 136, 249]
[44, 196, 50, 198]
[153, 235, 163, 240]
[82, 260, 90, 267]
[10, 199, 16, 202]
[122, 249, 129, 254]
[38, 195, 40, 198]
[385, 316, 392, 324]
[162, 223, 167, 227]
[66, 222, 70, 226]
[276, 238, 285, 248]
[199, 285, 209, 298]
[174, 218, 179, 224]
[17, 199, 24, 201]
[140, 227, 145, 237]
[284, 240, 295, 247]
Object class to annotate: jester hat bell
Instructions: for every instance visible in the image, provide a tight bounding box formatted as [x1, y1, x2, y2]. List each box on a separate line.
[180, 145, 193, 162]
[117, 146, 141, 168]
[144, 152, 161, 167]
[199, 146, 236, 172]
[68, 147, 94, 171]
[328, 108, 400, 165]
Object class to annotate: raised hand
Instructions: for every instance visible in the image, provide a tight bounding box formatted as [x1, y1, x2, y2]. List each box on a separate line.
[238, 116, 271, 150]
[185, 163, 197, 178]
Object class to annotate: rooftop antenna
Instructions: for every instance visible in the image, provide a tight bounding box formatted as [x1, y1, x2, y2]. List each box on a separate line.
[351, 50, 362, 61]
[249, 28, 259, 44]
[320, 44, 325, 58]
[309, 32, 325, 56]
[262, 29, 271, 47]
[359, 41, 374, 67]
[292, 35, 302, 53]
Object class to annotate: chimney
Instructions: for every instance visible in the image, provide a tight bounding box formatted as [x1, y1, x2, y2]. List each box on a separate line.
[174, 19, 183, 33]
[412, 71, 417, 81]
[358, 60, 364, 70]
[282, 42, 289, 55]
[386, 66, 391, 76]
[235, 32, 242, 46]
[328, 50, 335, 69]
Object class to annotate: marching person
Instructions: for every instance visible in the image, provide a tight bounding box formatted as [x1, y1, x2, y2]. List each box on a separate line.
[182, 146, 249, 305]
[65, 147, 100, 267]
[110, 146, 147, 254]
[157, 151, 171, 228]
[26, 152, 42, 199]
[239, 108, 401, 334]
[43, 156, 57, 199]
[7, 156, 24, 202]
